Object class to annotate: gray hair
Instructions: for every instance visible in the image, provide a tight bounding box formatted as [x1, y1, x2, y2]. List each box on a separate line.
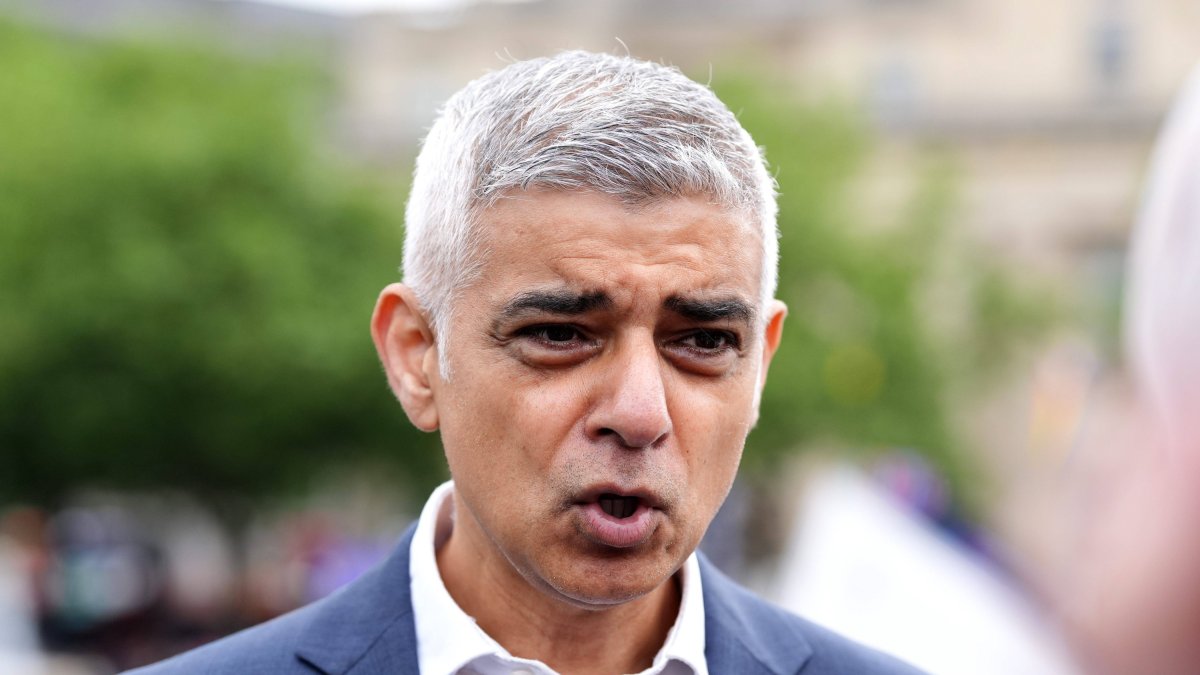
[402, 50, 779, 375]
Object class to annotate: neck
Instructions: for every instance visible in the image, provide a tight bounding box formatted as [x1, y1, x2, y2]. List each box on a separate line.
[436, 496, 682, 675]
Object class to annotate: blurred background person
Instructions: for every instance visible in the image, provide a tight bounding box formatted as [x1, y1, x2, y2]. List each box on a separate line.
[1125, 66, 1200, 467]
[1045, 62, 1200, 675]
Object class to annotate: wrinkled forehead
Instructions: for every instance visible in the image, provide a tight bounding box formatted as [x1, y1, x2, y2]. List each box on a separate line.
[465, 188, 764, 303]
[470, 186, 761, 245]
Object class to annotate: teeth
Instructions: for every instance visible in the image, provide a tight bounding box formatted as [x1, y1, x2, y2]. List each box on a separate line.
[597, 492, 643, 516]
[598, 494, 639, 519]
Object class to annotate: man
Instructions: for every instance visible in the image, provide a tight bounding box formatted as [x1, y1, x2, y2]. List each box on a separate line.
[131, 51, 921, 674]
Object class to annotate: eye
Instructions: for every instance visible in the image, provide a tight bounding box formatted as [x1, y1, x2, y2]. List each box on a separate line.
[540, 325, 581, 343]
[679, 329, 738, 353]
[663, 328, 742, 375]
[509, 324, 600, 367]
[522, 324, 587, 346]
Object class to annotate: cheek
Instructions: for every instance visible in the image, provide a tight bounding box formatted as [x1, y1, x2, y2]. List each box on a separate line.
[440, 368, 587, 488]
[513, 376, 592, 451]
[674, 382, 755, 504]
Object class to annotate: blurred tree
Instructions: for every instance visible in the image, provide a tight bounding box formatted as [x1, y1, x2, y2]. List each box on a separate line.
[713, 74, 1054, 500]
[0, 20, 443, 507]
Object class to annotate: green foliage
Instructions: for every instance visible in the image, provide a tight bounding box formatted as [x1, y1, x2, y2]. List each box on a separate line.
[0, 20, 443, 506]
[713, 74, 1051, 497]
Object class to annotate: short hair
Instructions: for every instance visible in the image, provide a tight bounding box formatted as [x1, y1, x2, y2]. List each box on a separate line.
[402, 50, 778, 376]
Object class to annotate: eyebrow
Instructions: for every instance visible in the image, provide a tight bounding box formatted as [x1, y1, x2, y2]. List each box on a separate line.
[497, 290, 614, 320]
[664, 295, 756, 325]
[494, 289, 755, 326]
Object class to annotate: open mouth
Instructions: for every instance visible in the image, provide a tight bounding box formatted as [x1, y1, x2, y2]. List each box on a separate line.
[575, 487, 659, 548]
[598, 493, 640, 519]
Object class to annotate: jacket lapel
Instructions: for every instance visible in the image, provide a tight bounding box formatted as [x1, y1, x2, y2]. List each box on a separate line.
[700, 554, 814, 674]
[294, 523, 421, 675]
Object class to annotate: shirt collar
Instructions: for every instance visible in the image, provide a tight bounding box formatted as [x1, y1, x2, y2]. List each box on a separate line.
[410, 480, 708, 675]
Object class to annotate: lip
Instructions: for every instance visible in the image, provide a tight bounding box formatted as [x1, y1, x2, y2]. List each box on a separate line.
[576, 501, 659, 548]
[573, 485, 665, 511]
[572, 484, 665, 549]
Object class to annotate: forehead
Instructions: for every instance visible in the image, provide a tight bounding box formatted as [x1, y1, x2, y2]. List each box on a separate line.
[467, 189, 763, 309]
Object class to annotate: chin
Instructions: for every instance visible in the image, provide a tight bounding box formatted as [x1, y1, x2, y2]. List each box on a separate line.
[537, 551, 679, 609]
[551, 576, 661, 609]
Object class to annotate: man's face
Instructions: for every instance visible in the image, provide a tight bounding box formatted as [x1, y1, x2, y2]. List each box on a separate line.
[424, 189, 784, 607]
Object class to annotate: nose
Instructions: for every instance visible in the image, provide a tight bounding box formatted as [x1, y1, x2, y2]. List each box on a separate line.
[586, 334, 673, 449]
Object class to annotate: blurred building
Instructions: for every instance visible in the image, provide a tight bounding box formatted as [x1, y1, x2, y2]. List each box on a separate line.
[7, 0, 1197, 273]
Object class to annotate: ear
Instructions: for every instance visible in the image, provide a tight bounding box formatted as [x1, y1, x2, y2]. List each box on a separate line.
[751, 299, 788, 423]
[371, 283, 440, 432]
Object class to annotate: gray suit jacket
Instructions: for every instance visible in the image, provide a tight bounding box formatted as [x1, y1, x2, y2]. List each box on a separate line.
[128, 523, 923, 674]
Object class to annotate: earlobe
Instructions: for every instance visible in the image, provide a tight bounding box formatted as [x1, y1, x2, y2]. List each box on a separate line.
[370, 283, 440, 432]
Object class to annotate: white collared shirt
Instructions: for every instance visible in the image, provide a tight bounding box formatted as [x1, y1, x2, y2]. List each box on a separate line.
[410, 481, 708, 675]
